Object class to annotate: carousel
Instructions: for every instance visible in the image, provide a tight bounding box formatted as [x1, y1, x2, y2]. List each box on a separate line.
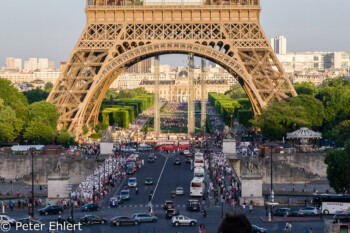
[286, 127, 322, 152]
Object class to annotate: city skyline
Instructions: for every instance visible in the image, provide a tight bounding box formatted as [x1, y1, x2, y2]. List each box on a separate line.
[0, 0, 349, 68]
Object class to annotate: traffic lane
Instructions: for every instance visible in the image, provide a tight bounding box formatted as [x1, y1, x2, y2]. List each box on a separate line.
[114, 152, 166, 205]
[151, 152, 194, 206]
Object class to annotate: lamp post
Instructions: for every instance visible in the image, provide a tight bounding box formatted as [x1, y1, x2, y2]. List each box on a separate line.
[29, 147, 36, 218]
[67, 181, 74, 233]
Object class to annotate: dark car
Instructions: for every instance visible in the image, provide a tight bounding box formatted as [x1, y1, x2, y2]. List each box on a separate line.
[131, 213, 158, 223]
[147, 156, 155, 163]
[80, 203, 100, 212]
[165, 209, 180, 219]
[334, 213, 350, 222]
[289, 209, 304, 217]
[164, 200, 175, 210]
[186, 199, 201, 211]
[185, 157, 191, 163]
[110, 216, 138, 226]
[67, 217, 79, 224]
[38, 205, 63, 215]
[145, 177, 153, 185]
[80, 215, 107, 225]
[127, 167, 134, 175]
[174, 158, 181, 165]
[252, 225, 267, 233]
[272, 208, 291, 217]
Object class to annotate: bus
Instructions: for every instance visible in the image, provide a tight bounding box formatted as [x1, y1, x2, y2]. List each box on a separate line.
[178, 141, 190, 150]
[314, 194, 350, 215]
[194, 156, 204, 169]
[155, 142, 178, 151]
[194, 167, 205, 178]
[190, 178, 205, 197]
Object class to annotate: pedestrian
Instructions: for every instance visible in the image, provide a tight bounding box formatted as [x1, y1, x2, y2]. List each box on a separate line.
[242, 201, 246, 212]
[249, 203, 253, 213]
[9, 201, 14, 211]
[285, 222, 289, 232]
[309, 228, 312, 233]
[305, 227, 309, 233]
[288, 222, 292, 232]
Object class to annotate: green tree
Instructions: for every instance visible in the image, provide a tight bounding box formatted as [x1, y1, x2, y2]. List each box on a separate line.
[251, 101, 311, 140]
[0, 78, 29, 121]
[288, 95, 324, 129]
[29, 101, 59, 129]
[82, 125, 89, 135]
[324, 142, 350, 194]
[23, 89, 49, 104]
[225, 84, 247, 99]
[44, 82, 54, 93]
[316, 77, 350, 129]
[0, 99, 24, 143]
[23, 119, 55, 144]
[293, 82, 318, 96]
[56, 130, 74, 148]
[335, 120, 350, 147]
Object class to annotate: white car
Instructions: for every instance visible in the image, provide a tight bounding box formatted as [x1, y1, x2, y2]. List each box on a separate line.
[0, 215, 16, 225]
[175, 187, 184, 195]
[171, 215, 197, 226]
[128, 178, 137, 187]
[183, 150, 190, 155]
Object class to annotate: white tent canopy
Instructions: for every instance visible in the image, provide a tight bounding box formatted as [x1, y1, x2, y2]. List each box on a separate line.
[11, 145, 45, 152]
[286, 127, 322, 139]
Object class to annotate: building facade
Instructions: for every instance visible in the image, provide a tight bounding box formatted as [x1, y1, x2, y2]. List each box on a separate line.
[140, 70, 230, 102]
[271, 35, 287, 54]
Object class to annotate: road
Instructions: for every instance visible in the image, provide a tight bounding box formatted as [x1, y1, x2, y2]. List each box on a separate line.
[3, 151, 327, 233]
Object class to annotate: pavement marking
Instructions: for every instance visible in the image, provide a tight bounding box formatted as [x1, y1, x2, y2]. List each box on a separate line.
[156, 205, 159, 207]
[152, 155, 169, 201]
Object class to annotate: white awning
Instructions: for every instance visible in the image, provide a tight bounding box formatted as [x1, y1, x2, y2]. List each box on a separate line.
[286, 127, 322, 139]
[11, 145, 45, 152]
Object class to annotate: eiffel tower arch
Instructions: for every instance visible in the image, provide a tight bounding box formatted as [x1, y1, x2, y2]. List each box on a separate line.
[48, 0, 297, 136]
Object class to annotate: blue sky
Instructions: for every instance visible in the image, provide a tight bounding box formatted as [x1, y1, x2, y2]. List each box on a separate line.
[0, 0, 349, 68]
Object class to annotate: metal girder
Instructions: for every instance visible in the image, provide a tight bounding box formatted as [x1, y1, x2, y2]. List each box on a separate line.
[47, 3, 297, 137]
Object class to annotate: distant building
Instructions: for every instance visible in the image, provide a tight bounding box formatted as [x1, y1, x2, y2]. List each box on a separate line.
[125, 58, 151, 73]
[271, 35, 287, 54]
[24, 58, 38, 71]
[38, 58, 49, 70]
[277, 52, 350, 73]
[6, 57, 22, 70]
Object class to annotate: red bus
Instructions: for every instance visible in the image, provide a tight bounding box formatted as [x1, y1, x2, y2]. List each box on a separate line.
[178, 141, 190, 150]
[155, 142, 178, 151]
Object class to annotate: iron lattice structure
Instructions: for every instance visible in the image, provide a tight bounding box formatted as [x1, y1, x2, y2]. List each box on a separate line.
[48, 0, 297, 136]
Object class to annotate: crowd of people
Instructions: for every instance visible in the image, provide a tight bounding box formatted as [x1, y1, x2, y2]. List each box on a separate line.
[70, 153, 127, 207]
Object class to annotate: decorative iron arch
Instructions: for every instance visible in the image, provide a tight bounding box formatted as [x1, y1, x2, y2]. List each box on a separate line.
[79, 42, 263, 132]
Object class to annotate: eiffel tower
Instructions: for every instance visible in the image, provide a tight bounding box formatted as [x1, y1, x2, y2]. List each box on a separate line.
[47, 0, 297, 136]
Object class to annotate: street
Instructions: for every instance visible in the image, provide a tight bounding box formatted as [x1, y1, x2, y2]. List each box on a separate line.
[2, 150, 327, 233]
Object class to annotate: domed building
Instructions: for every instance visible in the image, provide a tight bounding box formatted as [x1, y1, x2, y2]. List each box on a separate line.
[141, 68, 230, 102]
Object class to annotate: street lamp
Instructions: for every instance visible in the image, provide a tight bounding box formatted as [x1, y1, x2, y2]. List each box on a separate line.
[28, 147, 36, 218]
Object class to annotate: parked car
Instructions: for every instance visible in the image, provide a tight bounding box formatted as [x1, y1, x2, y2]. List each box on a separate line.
[272, 208, 291, 217]
[176, 187, 184, 195]
[38, 205, 63, 215]
[166, 209, 180, 219]
[164, 200, 175, 210]
[138, 146, 152, 152]
[120, 190, 130, 200]
[145, 177, 153, 185]
[0, 215, 16, 225]
[147, 155, 155, 163]
[80, 203, 100, 212]
[252, 225, 267, 233]
[80, 215, 107, 225]
[334, 213, 350, 222]
[186, 199, 201, 211]
[171, 215, 197, 226]
[16, 218, 43, 228]
[110, 216, 138, 226]
[289, 209, 304, 217]
[174, 158, 181, 165]
[131, 213, 158, 223]
[128, 177, 137, 187]
[300, 206, 319, 216]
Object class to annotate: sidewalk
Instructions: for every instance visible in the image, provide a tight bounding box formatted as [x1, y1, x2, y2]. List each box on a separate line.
[260, 216, 324, 222]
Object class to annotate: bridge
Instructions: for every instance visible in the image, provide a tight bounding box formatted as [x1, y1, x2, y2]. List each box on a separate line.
[47, 0, 296, 138]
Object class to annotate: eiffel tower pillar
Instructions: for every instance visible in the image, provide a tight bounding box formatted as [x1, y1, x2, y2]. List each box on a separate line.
[188, 53, 195, 137]
[201, 58, 206, 136]
[154, 55, 160, 137]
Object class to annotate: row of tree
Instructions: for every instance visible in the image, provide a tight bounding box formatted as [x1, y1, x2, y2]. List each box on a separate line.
[0, 78, 74, 147]
[252, 78, 350, 144]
